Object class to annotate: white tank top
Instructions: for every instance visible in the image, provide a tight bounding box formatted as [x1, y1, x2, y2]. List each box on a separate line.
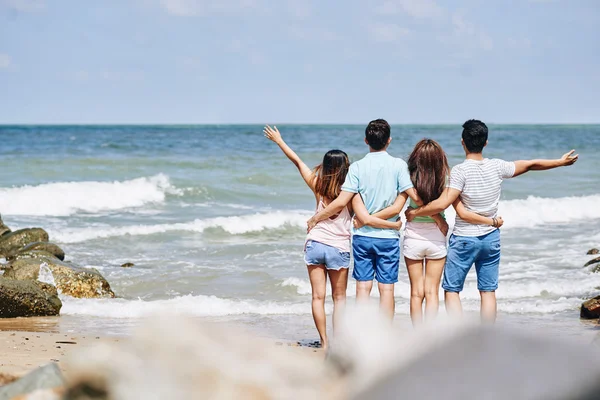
[305, 198, 352, 252]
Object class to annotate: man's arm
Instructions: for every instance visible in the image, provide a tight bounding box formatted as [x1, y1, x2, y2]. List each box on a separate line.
[307, 191, 355, 231]
[453, 199, 503, 227]
[406, 188, 462, 221]
[512, 150, 578, 178]
[368, 193, 409, 221]
[405, 188, 449, 235]
[352, 195, 402, 230]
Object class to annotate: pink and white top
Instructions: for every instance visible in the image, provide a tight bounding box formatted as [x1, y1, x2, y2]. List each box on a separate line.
[305, 198, 352, 253]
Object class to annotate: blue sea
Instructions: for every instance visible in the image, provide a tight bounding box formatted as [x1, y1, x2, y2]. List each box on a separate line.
[0, 125, 599, 339]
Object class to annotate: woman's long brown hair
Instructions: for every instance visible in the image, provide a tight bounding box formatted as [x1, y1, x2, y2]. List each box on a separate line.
[314, 150, 350, 201]
[408, 139, 449, 205]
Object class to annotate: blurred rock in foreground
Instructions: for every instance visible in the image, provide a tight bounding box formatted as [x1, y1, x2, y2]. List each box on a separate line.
[0, 363, 63, 400]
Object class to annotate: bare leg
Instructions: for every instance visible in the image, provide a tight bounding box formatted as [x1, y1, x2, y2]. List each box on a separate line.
[356, 280, 373, 304]
[405, 258, 425, 326]
[307, 265, 328, 350]
[328, 268, 349, 335]
[444, 291, 463, 318]
[423, 258, 445, 322]
[480, 291, 497, 323]
[378, 282, 395, 321]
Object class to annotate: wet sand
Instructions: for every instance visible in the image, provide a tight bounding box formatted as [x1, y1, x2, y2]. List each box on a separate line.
[0, 317, 324, 382]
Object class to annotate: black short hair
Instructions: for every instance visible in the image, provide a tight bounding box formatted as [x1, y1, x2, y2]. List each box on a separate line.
[462, 119, 488, 153]
[365, 119, 390, 151]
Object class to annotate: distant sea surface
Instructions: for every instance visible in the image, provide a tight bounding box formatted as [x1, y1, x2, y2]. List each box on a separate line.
[1, 125, 599, 338]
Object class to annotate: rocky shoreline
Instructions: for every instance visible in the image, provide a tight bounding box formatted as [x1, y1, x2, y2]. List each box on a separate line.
[0, 216, 114, 319]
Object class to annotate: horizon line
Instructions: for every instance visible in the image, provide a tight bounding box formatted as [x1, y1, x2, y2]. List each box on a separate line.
[1, 122, 599, 126]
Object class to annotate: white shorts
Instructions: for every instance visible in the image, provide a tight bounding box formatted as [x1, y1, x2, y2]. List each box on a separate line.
[402, 222, 447, 261]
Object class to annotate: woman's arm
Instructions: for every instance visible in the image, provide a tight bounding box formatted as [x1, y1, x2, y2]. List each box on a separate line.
[352, 195, 402, 230]
[453, 199, 504, 228]
[264, 125, 315, 191]
[369, 192, 409, 220]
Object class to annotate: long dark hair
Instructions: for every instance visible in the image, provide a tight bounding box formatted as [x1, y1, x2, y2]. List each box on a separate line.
[408, 139, 449, 205]
[314, 150, 350, 201]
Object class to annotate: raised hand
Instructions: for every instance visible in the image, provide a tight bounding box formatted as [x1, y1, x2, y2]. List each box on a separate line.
[263, 125, 282, 144]
[560, 150, 579, 166]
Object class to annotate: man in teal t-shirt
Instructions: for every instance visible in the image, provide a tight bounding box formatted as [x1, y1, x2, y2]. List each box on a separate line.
[307, 119, 419, 319]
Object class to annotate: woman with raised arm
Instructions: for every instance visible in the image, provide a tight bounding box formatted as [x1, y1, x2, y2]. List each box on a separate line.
[263, 125, 367, 351]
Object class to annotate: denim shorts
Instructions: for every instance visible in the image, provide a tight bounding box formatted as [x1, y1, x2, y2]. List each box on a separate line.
[304, 240, 350, 270]
[352, 235, 400, 284]
[442, 229, 501, 292]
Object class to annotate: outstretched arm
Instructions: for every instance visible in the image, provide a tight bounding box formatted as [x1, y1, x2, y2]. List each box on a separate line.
[264, 125, 315, 190]
[352, 195, 402, 230]
[307, 191, 355, 231]
[513, 150, 578, 178]
[453, 199, 503, 228]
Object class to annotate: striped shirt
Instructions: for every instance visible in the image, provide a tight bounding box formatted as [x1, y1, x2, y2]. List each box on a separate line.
[448, 159, 516, 237]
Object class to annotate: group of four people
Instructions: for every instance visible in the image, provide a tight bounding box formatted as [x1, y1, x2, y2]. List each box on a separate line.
[264, 119, 577, 351]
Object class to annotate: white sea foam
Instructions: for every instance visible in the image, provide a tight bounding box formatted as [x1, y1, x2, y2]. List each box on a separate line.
[60, 294, 311, 318]
[0, 174, 180, 216]
[52, 211, 313, 243]
[435, 194, 600, 230]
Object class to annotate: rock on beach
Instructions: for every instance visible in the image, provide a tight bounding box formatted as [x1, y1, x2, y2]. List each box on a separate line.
[6, 242, 66, 262]
[3, 257, 115, 299]
[580, 295, 600, 319]
[0, 228, 49, 257]
[0, 277, 62, 318]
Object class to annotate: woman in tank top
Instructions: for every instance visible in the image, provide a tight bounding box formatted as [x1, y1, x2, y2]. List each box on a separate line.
[264, 125, 362, 351]
[354, 139, 503, 325]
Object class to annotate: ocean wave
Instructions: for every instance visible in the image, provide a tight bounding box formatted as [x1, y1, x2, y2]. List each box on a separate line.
[60, 294, 310, 318]
[497, 194, 600, 229]
[0, 174, 181, 217]
[52, 211, 313, 243]
[35, 193, 600, 242]
[281, 274, 600, 308]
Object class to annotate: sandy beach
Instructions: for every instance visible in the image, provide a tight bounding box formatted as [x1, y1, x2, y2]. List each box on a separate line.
[0, 318, 324, 386]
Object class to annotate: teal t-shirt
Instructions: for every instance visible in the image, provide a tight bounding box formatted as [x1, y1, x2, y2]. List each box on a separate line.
[409, 198, 445, 223]
[341, 151, 413, 239]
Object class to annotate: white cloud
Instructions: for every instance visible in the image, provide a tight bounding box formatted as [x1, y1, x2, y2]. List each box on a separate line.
[1, 0, 45, 12]
[375, 0, 444, 19]
[159, 0, 258, 16]
[0, 54, 11, 69]
[368, 23, 411, 43]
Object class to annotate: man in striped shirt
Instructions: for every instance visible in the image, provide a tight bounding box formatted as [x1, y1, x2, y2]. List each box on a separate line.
[406, 120, 578, 322]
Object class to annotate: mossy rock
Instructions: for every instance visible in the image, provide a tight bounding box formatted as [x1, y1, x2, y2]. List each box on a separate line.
[584, 256, 600, 268]
[6, 249, 59, 262]
[581, 295, 600, 319]
[4, 257, 115, 299]
[0, 277, 61, 318]
[0, 215, 10, 237]
[0, 228, 49, 257]
[7, 242, 65, 262]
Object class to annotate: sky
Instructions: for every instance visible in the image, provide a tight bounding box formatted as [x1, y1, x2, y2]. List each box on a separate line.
[0, 0, 598, 124]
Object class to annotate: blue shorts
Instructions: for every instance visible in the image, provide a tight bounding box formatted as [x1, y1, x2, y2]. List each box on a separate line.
[442, 229, 501, 292]
[304, 240, 350, 270]
[352, 235, 400, 284]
